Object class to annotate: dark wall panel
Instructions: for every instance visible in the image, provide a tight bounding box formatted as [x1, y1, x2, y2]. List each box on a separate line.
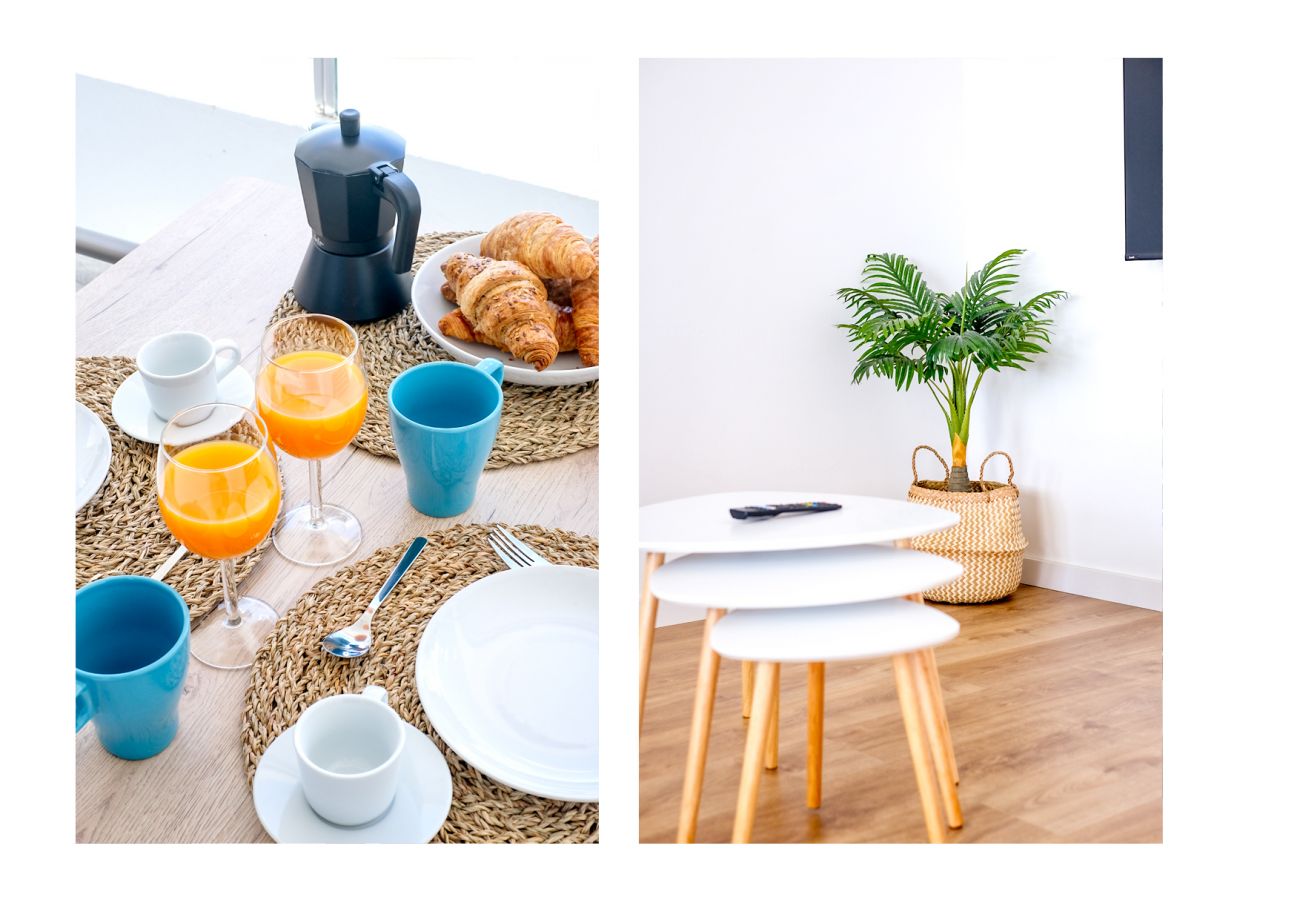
[1123, 58, 1163, 260]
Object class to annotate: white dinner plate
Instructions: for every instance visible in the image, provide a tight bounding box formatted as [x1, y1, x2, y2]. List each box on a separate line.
[75, 401, 112, 512]
[415, 565, 598, 802]
[410, 234, 599, 386]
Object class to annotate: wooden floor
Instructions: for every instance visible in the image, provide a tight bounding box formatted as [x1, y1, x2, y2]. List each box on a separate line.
[639, 586, 1162, 843]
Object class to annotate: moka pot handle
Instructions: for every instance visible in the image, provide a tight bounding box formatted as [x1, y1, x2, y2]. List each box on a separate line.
[370, 162, 422, 275]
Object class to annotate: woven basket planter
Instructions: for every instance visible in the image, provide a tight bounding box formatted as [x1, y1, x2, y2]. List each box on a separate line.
[906, 445, 1028, 604]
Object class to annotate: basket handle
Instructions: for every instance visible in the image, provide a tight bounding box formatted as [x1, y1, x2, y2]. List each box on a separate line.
[978, 450, 1016, 486]
[911, 445, 950, 484]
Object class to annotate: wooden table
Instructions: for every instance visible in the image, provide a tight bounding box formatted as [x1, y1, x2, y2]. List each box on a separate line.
[75, 177, 598, 843]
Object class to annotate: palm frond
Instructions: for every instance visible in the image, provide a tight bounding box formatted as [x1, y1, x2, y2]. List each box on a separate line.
[858, 253, 941, 317]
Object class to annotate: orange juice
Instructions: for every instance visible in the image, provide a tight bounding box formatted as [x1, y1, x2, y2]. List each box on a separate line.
[256, 350, 368, 459]
[159, 440, 281, 560]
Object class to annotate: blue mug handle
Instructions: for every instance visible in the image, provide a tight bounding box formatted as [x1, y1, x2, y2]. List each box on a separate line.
[76, 679, 94, 731]
[475, 358, 505, 385]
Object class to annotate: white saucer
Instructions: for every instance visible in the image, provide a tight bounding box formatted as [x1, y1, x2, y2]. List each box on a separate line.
[110, 365, 256, 444]
[75, 401, 111, 512]
[252, 720, 453, 844]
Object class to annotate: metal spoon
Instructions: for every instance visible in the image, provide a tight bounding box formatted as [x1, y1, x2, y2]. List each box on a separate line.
[321, 536, 428, 658]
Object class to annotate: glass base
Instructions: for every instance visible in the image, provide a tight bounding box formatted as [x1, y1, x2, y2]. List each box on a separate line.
[191, 595, 279, 670]
[273, 502, 362, 567]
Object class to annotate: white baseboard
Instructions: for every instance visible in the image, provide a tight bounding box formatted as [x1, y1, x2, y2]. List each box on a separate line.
[1020, 556, 1163, 611]
[647, 554, 1163, 628]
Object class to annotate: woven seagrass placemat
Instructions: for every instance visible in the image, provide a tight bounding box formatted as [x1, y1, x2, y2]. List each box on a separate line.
[267, 232, 599, 469]
[74, 356, 269, 622]
[240, 523, 598, 843]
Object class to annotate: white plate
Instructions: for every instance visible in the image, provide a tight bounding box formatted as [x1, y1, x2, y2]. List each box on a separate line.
[410, 234, 600, 386]
[252, 719, 453, 843]
[110, 365, 256, 445]
[415, 565, 598, 802]
[75, 401, 112, 512]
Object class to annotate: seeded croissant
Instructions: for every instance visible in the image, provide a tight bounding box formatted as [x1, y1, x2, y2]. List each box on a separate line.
[441, 252, 558, 370]
[480, 212, 597, 281]
[439, 308, 578, 353]
[444, 273, 573, 311]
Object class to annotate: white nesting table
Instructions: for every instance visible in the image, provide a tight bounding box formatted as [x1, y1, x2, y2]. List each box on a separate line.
[637, 491, 959, 843]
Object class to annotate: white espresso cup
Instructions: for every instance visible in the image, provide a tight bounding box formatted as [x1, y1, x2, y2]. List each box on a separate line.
[137, 331, 242, 426]
[293, 685, 406, 827]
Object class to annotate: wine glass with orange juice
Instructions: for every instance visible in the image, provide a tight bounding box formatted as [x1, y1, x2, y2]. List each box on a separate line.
[156, 403, 281, 669]
[256, 314, 369, 565]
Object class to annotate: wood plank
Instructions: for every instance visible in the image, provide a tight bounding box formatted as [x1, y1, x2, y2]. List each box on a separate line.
[639, 586, 1162, 843]
[75, 178, 598, 843]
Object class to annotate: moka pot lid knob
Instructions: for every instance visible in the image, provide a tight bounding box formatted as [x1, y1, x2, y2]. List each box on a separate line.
[294, 108, 406, 176]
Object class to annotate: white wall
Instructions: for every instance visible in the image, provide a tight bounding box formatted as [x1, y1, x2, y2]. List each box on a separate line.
[76, 58, 598, 198]
[640, 58, 1162, 621]
[77, 77, 597, 245]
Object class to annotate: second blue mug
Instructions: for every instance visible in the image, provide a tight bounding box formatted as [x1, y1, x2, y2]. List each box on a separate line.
[76, 575, 190, 760]
[388, 358, 505, 517]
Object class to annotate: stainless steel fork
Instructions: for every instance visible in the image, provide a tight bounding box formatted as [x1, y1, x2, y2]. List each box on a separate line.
[486, 525, 553, 569]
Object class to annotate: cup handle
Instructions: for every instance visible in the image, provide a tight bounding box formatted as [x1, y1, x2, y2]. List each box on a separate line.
[361, 685, 389, 706]
[476, 358, 505, 385]
[211, 339, 243, 383]
[76, 680, 94, 732]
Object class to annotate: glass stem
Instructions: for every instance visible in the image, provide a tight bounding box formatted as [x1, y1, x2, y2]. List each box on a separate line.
[218, 558, 242, 627]
[308, 458, 325, 526]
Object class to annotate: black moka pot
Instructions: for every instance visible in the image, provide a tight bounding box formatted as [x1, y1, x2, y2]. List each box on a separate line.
[292, 109, 422, 323]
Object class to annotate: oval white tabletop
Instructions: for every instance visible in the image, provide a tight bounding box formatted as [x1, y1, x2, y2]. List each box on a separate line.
[650, 544, 963, 610]
[638, 492, 959, 554]
[710, 598, 960, 663]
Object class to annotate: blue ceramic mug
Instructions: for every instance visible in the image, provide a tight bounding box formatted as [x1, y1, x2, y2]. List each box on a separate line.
[76, 575, 190, 760]
[388, 358, 505, 517]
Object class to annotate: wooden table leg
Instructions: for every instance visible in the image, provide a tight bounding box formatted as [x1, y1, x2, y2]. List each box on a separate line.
[733, 660, 779, 843]
[676, 607, 725, 843]
[639, 552, 664, 729]
[910, 652, 962, 829]
[807, 661, 825, 808]
[894, 537, 961, 787]
[741, 660, 755, 718]
[764, 663, 780, 770]
[893, 651, 946, 843]
[922, 647, 959, 785]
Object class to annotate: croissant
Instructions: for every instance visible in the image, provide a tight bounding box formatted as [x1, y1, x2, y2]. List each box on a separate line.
[441, 253, 558, 370]
[480, 212, 597, 281]
[569, 235, 599, 366]
[444, 271, 573, 312]
[439, 308, 578, 353]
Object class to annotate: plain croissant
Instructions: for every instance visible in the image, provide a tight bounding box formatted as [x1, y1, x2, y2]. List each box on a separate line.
[480, 212, 597, 281]
[569, 234, 598, 366]
[441, 252, 558, 370]
[439, 308, 578, 353]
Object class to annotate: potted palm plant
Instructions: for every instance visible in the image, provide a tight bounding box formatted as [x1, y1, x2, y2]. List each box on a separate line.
[837, 249, 1065, 492]
[837, 248, 1067, 603]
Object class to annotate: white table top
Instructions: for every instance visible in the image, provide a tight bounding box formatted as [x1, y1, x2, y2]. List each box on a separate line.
[710, 599, 960, 663]
[638, 491, 958, 554]
[650, 544, 963, 610]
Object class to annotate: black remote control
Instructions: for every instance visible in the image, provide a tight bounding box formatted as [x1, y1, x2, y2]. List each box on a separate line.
[729, 502, 843, 520]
